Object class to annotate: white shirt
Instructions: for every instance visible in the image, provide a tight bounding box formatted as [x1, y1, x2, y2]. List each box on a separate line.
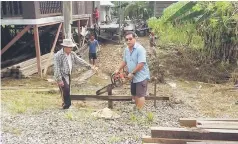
[65, 53, 72, 74]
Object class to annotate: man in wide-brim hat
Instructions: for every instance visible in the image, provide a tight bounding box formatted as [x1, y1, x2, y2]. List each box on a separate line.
[54, 39, 93, 109]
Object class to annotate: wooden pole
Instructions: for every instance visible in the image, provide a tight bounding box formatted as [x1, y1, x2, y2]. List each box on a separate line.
[154, 78, 157, 107]
[118, 1, 122, 44]
[33, 25, 42, 77]
[77, 20, 81, 46]
[43, 23, 62, 76]
[82, 19, 89, 46]
[63, 1, 72, 39]
[1, 25, 31, 55]
[61, 23, 65, 39]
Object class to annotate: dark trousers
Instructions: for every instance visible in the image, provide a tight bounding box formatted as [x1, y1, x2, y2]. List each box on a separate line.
[59, 76, 71, 108]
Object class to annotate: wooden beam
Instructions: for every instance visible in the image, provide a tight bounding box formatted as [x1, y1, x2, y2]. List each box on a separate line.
[143, 136, 189, 144]
[151, 127, 238, 141]
[33, 25, 42, 77]
[143, 136, 238, 144]
[179, 118, 238, 127]
[108, 85, 113, 109]
[43, 23, 62, 76]
[38, 22, 61, 27]
[186, 142, 238, 144]
[1, 25, 31, 55]
[196, 121, 238, 130]
[71, 95, 169, 101]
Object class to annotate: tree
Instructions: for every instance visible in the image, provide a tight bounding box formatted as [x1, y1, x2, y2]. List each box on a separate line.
[124, 1, 154, 20]
[148, 1, 238, 63]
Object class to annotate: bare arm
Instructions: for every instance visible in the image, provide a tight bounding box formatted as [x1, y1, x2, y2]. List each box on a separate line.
[131, 63, 144, 74]
[72, 52, 91, 69]
[117, 61, 127, 72]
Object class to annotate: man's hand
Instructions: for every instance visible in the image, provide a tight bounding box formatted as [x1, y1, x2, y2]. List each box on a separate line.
[87, 65, 98, 72]
[86, 65, 93, 70]
[58, 81, 64, 87]
[92, 66, 99, 72]
[114, 69, 120, 74]
[127, 73, 134, 80]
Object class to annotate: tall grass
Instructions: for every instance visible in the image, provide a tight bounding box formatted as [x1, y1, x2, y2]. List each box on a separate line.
[148, 18, 203, 49]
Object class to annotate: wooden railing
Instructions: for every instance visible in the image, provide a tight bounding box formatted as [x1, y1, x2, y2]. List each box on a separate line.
[39, 1, 62, 17]
[1, 1, 23, 18]
[1, 1, 93, 19]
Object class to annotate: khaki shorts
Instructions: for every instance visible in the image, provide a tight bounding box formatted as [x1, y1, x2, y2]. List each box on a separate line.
[131, 79, 148, 97]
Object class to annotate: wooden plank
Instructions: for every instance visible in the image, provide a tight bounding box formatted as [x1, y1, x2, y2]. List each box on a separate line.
[179, 118, 238, 127]
[143, 136, 190, 144]
[143, 136, 238, 144]
[151, 127, 238, 141]
[1, 25, 31, 55]
[71, 95, 169, 101]
[74, 69, 95, 82]
[196, 121, 238, 130]
[187, 142, 238, 144]
[43, 23, 62, 76]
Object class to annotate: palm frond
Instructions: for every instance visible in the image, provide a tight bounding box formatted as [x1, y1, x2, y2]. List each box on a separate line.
[166, 1, 198, 22]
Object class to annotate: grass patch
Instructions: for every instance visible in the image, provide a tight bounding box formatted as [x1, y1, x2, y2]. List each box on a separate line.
[1, 76, 55, 88]
[108, 136, 122, 144]
[1, 89, 60, 114]
[146, 112, 154, 123]
[3, 125, 22, 135]
[130, 113, 138, 122]
[63, 109, 94, 121]
[65, 111, 74, 120]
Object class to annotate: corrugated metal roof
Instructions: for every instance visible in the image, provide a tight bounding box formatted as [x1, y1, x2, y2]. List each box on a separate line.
[100, 1, 114, 7]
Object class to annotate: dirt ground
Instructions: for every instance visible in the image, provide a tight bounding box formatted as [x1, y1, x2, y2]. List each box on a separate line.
[2, 37, 238, 117]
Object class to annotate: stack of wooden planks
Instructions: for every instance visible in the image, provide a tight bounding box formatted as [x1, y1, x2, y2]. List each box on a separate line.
[1, 53, 53, 78]
[143, 118, 238, 144]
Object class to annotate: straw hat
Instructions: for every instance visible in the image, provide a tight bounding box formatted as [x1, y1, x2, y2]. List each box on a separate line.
[61, 39, 76, 47]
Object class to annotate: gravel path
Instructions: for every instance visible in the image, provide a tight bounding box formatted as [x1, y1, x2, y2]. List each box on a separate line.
[2, 98, 203, 144]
